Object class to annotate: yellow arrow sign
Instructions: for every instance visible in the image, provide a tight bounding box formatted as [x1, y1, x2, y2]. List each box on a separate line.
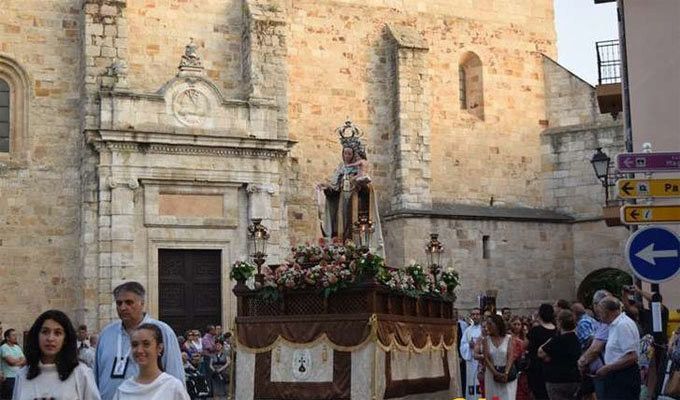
[617, 178, 680, 198]
[621, 205, 680, 225]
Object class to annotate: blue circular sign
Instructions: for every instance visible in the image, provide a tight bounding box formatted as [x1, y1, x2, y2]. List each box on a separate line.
[625, 226, 680, 283]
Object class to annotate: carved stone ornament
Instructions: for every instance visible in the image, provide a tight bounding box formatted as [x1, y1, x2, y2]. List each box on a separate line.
[178, 38, 203, 72]
[291, 349, 312, 381]
[172, 87, 210, 127]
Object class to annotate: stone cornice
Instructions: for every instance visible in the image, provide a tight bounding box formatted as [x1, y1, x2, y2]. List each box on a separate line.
[89, 131, 295, 159]
[102, 142, 290, 159]
[384, 205, 574, 224]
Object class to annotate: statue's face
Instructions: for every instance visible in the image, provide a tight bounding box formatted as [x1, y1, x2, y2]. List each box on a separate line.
[342, 147, 354, 164]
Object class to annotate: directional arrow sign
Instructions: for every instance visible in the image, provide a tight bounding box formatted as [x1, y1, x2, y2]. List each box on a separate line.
[617, 152, 680, 172]
[625, 226, 680, 283]
[617, 178, 680, 199]
[621, 205, 680, 225]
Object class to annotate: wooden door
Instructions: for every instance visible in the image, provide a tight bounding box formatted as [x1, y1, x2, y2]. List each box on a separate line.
[158, 249, 222, 336]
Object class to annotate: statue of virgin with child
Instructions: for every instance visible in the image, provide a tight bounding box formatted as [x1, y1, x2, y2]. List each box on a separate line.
[316, 120, 384, 256]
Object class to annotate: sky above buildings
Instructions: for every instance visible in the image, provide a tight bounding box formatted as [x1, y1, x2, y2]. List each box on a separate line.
[554, 0, 619, 85]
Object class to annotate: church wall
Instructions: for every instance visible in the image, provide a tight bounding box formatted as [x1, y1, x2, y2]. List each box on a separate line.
[124, 0, 244, 98]
[540, 56, 629, 294]
[285, 0, 557, 243]
[383, 216, 574, 311]
[0, 0, 83, 334]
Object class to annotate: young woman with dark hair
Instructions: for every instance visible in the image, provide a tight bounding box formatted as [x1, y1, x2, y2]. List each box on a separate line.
[527, 303, 557, 400]
[538, 310, 582, 400]
[12, 309, 100, 399]
[482, 314, 517, 399]
[113, 323, 189, 400]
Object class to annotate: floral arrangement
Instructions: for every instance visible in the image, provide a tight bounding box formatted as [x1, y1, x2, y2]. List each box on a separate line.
[230, 260, 256, 283]
[237, 238, 460, 300]
[378, 262, 458, 299]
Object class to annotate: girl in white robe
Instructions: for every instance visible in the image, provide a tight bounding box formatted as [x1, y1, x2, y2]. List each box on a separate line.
[12, 309, 101, 400]
[113, 323, 189, 400]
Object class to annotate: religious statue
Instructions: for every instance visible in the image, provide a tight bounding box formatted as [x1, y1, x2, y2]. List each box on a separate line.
[316, 120, 384, 256]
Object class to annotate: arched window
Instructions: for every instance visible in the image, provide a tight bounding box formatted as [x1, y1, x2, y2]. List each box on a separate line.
[0, 55, 29, 159]
[0, 79, 9, 152]
[459, 52, 484, 120]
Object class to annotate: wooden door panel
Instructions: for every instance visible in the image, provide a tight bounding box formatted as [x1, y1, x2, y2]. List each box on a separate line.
[159, 249, 222, 336]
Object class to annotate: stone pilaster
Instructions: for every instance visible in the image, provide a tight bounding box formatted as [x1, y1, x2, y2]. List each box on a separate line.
[79, 0, 129, 329]
[386, 25, 432, 211]
[81, 0, 128, 130]
[242, 0, 288, 139]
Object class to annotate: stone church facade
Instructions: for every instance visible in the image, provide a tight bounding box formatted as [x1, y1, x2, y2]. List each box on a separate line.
[0, 0, 626, 333]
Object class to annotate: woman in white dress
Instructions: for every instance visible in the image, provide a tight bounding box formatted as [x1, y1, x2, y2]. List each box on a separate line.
[113, 323, 189, 400]
[482, 314, 517, 400]
[12, 309, 101, 399]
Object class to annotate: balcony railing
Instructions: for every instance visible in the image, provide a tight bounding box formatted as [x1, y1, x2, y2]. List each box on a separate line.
[596, 40, 621, 85]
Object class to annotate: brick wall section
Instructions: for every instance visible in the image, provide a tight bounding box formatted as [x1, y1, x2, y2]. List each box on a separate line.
[242, 0, 288, 139]
[387, 25, 432, 211]
[543, 56, 612, 130]
[384, 216, 575, 310]
[286, 0, 556, 243]
[124, 0, 243, 98]
[541, 55, 629, 293]
[0, 0, 83, 334]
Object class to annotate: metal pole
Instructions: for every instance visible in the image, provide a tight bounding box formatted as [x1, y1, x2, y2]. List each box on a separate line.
[617, 0, 633, 154]
[615, 0, 645, 295]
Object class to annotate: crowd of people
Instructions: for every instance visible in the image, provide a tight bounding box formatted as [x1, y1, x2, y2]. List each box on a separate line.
[0, 282, 231, 400]
[2, 279, 680, 400]
[457, 287, 680, 400]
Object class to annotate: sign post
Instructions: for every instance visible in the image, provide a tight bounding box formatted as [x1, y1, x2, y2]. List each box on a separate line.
[616, 152, 680, 173]
[620, 205, 680, 225]
[617, 178, 680, 199]
[625, 226, 680, 284]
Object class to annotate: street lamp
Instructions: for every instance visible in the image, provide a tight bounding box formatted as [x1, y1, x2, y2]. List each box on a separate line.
[248, 218, 270, 277]
[353, 215, 374, 253]
[590, 147, 611, 203]
[425, 233, 444, 268]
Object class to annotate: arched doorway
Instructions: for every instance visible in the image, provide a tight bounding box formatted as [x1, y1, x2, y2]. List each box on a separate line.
[577, 268, 633, 307]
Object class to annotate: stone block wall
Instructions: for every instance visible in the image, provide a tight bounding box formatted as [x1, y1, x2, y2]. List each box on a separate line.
[125, 0, 244, 98]
[383, 216, 575, 311]
[541, 54, 630, 294]
[0, 0, 83, 334]
[286, 0, 556, 243]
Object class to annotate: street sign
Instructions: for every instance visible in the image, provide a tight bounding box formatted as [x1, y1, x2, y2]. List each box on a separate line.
[617, 178, 680, 199]
[621, 205, 680, 225]
[616, 152, 680, 172]
[625, 226, 680, 283]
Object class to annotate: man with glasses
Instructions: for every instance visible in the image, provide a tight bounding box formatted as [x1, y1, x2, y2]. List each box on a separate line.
[459, 308, 483, 400]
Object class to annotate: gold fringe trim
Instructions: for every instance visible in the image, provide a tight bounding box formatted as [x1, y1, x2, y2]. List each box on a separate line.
[235, 314, 457, 355]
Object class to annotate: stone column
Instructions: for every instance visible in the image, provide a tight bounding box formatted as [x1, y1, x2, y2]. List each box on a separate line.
[386, 25, 432, 211]
[242, 0, 288, 139]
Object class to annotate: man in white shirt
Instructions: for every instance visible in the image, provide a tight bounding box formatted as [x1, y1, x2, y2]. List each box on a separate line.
[459, 308, 482, 400]
[595, 296, 640, 400]
[95, 281, 185, 400]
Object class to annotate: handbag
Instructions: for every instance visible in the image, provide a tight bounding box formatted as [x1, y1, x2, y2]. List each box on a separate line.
[664, 369, 680, 397]
[493, 364, 518, 383]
